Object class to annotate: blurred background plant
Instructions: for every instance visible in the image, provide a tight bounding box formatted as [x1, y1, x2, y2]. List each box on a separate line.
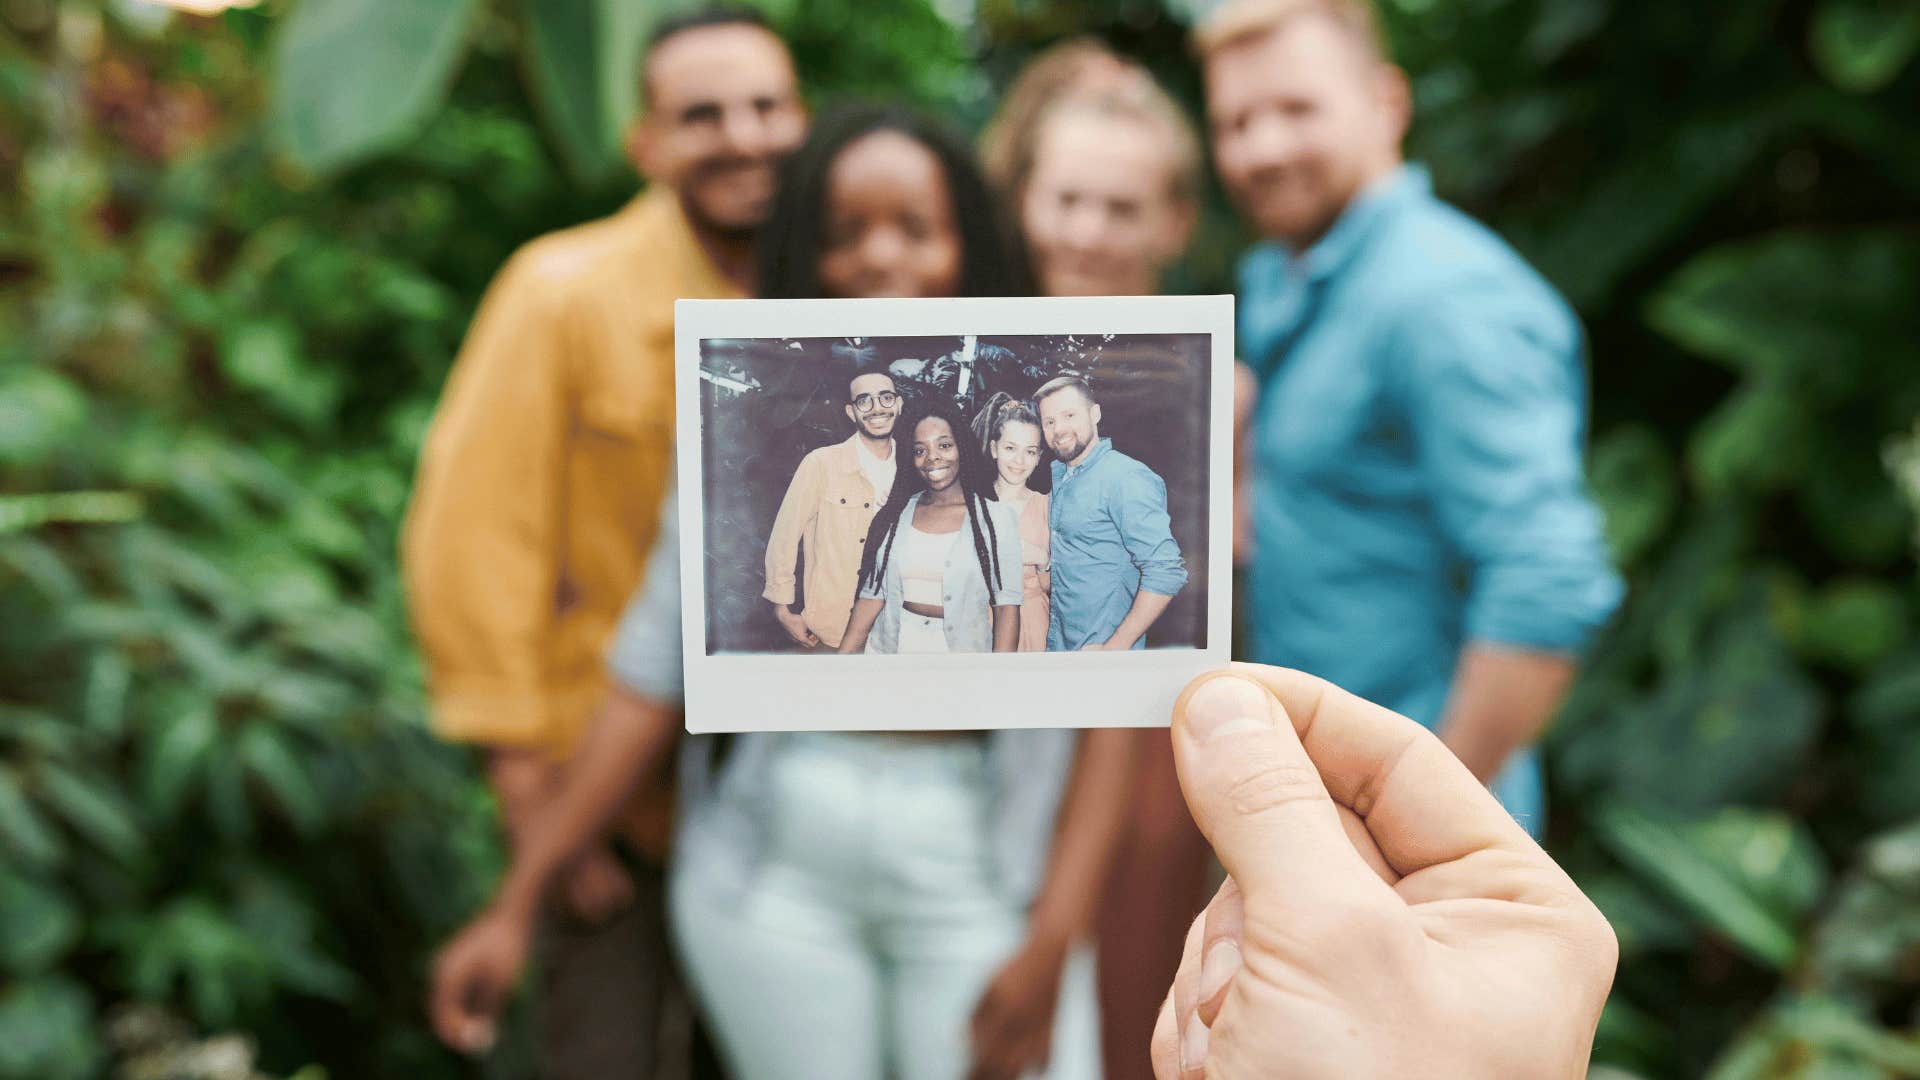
[1, 0, 1914, 1077]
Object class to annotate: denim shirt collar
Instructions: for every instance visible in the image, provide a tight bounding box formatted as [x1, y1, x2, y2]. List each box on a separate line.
[1279, 163, 1430, 284]
[1053, 436, 1115, 484]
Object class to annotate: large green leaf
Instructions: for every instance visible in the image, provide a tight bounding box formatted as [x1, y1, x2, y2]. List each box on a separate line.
[520, 0, 681, 184]
[1811, 0, 1920, 93]
[269, 0, 483, 175]
[1646, 229, 1920, 387]
[1596, 804, 1827, 970]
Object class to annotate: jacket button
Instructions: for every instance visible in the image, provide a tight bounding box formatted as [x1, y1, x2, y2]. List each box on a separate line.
[859, 537, 866, 543]
[864, 502, 870, 508]
[840, 497, 846, 504]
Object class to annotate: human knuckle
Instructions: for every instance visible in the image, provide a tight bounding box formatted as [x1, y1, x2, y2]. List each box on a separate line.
[1223, 755, 1325, 816]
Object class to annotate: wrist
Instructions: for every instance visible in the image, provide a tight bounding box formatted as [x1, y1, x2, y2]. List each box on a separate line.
[494, 867, 546, 925]
[1024, 901, 1081, 952]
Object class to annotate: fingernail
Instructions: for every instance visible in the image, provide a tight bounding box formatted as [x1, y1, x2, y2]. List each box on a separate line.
[1180, 1012, 1210, 1073]
[1198, 939, 1241, 1002]
[1185, 675, 1271, 743]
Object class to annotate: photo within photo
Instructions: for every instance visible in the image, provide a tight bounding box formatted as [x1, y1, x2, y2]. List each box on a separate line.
[696, 332, 1211, 659]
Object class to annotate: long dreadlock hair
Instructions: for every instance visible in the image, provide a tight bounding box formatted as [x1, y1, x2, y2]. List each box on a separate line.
[856, 397, 1008, 603]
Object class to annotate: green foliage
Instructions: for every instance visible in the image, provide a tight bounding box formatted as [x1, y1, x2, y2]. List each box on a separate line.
[3, 0, 1917, 1076]
[269, 0, 484, 175]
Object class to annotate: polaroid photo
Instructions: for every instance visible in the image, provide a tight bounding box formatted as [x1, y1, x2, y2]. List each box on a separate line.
[674, 295, 1233, 733]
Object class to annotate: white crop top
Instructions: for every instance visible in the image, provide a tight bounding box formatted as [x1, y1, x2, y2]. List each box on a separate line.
[897, 519, 958, 606]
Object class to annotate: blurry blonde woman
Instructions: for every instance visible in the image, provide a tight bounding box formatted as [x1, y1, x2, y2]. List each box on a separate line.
[982, 40, 1212, 1080]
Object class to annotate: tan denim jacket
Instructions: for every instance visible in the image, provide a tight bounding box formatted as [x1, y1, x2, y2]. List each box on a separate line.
[762, 434, 890, 647]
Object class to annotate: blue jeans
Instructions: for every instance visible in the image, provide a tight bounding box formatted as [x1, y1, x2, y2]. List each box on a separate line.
[668, 733, 1100, 1080]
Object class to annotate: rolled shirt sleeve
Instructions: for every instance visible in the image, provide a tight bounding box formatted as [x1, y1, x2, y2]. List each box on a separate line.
[605, 481, 687, 706]
[1113, 463, 1188, 598]
[1396, 288, 1624, 653]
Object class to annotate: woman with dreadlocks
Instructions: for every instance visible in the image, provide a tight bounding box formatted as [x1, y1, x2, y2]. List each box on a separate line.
[837, 398, 1022, 655]
[663, 105, 1131, 1080]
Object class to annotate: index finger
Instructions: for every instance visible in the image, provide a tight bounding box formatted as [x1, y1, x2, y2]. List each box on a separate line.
[1222, 662, 1539, 879]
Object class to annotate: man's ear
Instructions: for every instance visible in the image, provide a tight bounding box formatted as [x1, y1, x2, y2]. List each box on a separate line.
[626, 115, 658, 180]
[1377, 63, 1412, 147]
[1091, 403, 1103, 428]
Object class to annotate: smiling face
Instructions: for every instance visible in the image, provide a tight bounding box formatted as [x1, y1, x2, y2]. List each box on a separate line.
[845, 371, 900, 440]
[1204, 13, 1407, 249]
[913, 416, 962, 493]
[1020, 108, 1192, 297]
[631, 23, 807, 237]
[816, 130, 966, 299]
[991, 418, 1043, 489]
[1037, 386, 1101, 466]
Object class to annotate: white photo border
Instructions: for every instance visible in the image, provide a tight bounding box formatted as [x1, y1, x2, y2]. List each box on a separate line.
[674, 295, 1235, 733]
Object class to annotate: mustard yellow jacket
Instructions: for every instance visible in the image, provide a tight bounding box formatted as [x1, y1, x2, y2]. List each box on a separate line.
[401, 189, 737, 855]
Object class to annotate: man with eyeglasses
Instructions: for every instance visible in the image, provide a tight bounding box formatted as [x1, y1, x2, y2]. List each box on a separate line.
[763, 369, 902, 649]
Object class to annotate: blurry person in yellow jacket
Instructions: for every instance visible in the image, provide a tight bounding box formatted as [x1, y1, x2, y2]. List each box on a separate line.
[400, 8, 805, 1077]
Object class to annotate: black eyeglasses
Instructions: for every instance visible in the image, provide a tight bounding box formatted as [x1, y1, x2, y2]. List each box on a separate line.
[852, 390, 900, 413]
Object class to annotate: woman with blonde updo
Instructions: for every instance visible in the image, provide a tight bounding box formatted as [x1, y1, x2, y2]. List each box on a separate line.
[971, 391, 1050, 652]
[983, 41, 1214, 1080]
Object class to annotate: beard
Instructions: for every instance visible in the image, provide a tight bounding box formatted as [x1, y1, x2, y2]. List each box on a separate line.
[1050, 431, 1087, 463]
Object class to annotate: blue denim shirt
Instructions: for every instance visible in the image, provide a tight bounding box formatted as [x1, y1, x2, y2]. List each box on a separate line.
[856, 492, 1024, 653]
[604, 481, 1079, 905]
[1046, 438, 1188, 651]
[1239, 164, 1624, 835]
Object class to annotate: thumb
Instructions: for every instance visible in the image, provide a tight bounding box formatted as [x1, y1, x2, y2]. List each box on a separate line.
[1170, 672, 1381, 904]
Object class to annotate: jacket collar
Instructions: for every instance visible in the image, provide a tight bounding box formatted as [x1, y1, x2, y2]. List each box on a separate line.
[1261, 163, 1430, 285]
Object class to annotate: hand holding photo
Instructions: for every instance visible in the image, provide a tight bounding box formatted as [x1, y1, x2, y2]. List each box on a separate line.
[676, 295, 1233, 732]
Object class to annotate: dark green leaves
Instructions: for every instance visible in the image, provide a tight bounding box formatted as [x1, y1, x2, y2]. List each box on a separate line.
[1597, 805, 1827, 969]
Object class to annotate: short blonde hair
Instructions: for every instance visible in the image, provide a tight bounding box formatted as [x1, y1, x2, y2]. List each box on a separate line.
[980, 38, 1204, 209]
[1192, 0, 1387, 60]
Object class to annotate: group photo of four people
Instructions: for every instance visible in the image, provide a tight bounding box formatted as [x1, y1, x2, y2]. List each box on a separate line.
[407, 0, 1623, 1077]
[757, 366, 1191, 658]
